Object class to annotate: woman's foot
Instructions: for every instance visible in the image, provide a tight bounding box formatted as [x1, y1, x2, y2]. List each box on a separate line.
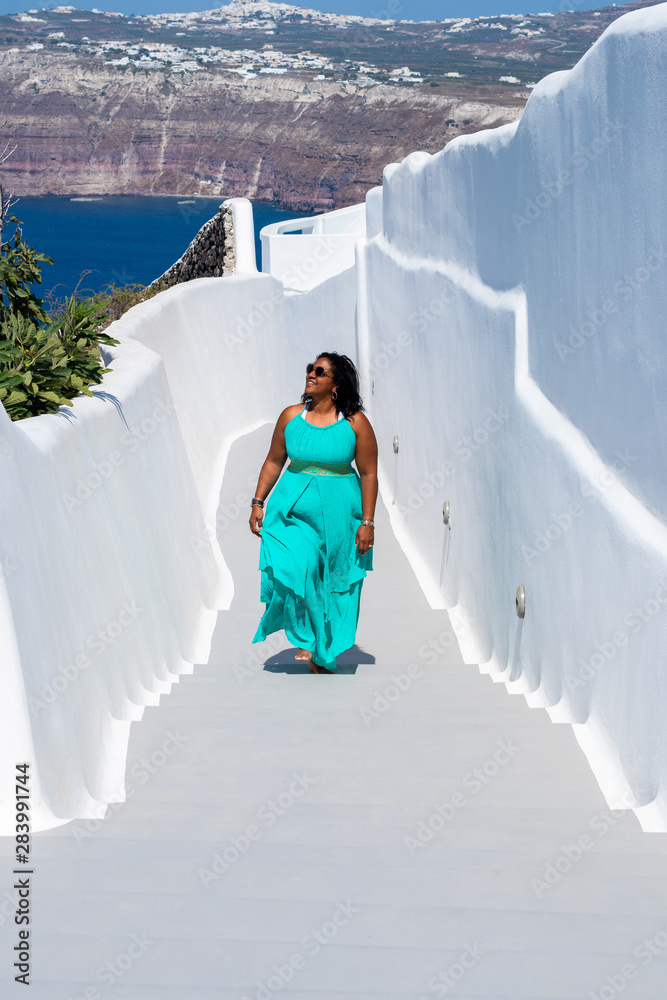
[309, 660, 334, 674]
[294, 647, 334, 673]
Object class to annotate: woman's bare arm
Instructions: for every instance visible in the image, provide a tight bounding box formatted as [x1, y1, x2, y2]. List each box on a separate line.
[249, 405, 301, 537]
[352, 412, 378, 550]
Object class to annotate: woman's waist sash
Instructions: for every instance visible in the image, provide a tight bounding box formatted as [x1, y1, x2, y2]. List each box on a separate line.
[287, 458, 353, 477]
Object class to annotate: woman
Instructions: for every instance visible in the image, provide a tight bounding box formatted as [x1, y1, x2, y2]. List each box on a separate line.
[249, 352, 378, 673]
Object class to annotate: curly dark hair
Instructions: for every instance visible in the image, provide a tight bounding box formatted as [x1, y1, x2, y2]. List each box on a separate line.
[300, 351, 365, 420]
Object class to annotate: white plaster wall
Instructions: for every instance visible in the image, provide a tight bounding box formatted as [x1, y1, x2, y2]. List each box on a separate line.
[355, 4, 667, 830]
[0, 334, 222, 830]
[261, 204, 366, 291]
[284, 266, 358, 363]
[262, 232, 362, 292]
[0, 263, 357, 832]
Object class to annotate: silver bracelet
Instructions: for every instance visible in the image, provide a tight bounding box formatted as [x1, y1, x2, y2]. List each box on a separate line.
[360, 519, 375, 527]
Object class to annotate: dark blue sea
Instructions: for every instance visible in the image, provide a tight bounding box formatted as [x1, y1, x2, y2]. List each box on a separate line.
[7, 196, 311, 305]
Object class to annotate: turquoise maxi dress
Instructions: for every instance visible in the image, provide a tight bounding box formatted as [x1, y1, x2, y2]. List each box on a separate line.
[252, 401, 373, 670]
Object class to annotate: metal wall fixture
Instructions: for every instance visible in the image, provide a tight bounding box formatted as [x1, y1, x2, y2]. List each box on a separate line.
[442, 500, 451, 530]
[391, 435, 400, 505]
[515, 585, 526, 619]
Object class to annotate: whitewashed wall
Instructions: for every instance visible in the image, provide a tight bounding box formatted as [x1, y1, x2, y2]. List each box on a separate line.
[0, 259, 357, 832]
[355, 5, 667, 830]
[261, 204, 366, 292]
[0, 328, 222, 831]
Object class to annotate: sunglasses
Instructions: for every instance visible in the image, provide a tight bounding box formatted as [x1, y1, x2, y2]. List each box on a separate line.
[306, 363, 334, 379]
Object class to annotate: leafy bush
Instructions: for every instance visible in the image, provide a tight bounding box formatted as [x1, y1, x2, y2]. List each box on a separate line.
[0, 204, 121, 421]
[0, 221, 52, 326]
[0, 296, 120, 420]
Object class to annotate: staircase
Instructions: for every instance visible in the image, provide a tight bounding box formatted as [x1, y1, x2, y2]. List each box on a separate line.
[15, 422, 667, 1000]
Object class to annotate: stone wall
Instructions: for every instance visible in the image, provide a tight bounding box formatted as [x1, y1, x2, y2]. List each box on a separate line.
[148, 202, 235, 292]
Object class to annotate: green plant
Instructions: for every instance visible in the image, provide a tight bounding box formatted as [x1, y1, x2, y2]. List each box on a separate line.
[95, 279, 169, 330]
[0, 295, 120, 420]
[0, 221, 53, 326]
[0, 191, 121, 421]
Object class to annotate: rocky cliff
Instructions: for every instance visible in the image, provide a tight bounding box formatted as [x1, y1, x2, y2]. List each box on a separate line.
[0, 49, 522, 211]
